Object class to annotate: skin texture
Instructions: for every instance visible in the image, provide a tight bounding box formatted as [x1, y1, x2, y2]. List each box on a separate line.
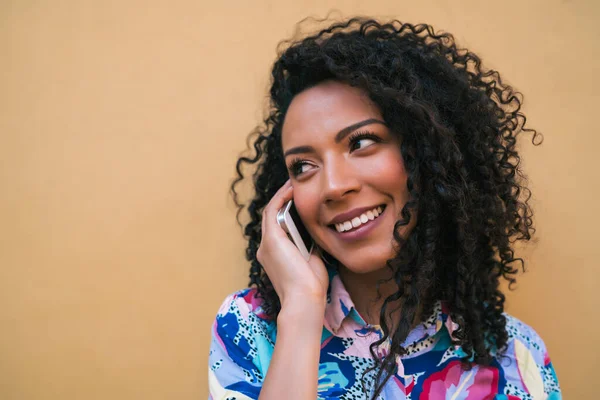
[281, 80, 415, 322]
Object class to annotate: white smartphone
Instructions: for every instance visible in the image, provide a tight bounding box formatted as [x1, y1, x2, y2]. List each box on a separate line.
[276, 200, 314, 261]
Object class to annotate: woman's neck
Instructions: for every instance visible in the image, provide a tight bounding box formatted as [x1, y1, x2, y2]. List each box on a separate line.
[337, 265, 400, 327]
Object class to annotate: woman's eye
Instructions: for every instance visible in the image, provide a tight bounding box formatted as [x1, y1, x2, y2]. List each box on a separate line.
[350, 137, 377, 151]
[289, 160, 313, 177]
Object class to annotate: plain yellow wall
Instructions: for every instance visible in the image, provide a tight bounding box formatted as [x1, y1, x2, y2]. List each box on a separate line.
[1, 1, 598, 399]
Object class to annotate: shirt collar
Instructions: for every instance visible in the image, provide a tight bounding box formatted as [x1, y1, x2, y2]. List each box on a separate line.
[323, 270, 460, 345]
[324, 273, 366, 334]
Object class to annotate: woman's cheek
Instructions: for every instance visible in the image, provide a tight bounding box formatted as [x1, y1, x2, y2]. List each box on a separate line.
[360, 152, 407, 188]
[292, 191, 317, 228]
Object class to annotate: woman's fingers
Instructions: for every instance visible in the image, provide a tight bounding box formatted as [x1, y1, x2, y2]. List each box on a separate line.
[257, 179, 329, 305]
[261, 180, 291, 230]
[266, 180, 293, 214]
[259, 179, 294, 262]
[263, 180, 293, 238]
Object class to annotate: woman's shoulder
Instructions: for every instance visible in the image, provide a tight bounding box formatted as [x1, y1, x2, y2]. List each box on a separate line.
[215, 287, 273, 323]
[502, 312, 550, 356]
[209, 288, 275, 398]
[497, 313, 561, 397]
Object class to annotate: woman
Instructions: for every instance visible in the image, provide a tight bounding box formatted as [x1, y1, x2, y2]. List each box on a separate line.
[209, 17, 561, 399]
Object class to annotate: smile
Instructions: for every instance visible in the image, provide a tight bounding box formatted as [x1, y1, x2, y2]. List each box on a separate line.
[334, 205, 384, 233]
[329, 204, 387, 242]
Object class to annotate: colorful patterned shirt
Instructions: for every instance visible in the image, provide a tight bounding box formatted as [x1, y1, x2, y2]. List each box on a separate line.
[208, 272, 561, 399]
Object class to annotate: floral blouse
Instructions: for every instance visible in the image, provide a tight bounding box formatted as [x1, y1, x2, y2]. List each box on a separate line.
[208, 272, 561, 399]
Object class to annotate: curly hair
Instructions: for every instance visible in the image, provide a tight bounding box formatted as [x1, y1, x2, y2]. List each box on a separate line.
[230, 17, 541, 398]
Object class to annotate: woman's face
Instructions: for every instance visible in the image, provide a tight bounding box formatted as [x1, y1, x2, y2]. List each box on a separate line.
[281, 80, 413, 274]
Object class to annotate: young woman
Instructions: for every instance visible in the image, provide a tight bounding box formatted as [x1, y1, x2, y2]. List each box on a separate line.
[209, 17, 561, 399]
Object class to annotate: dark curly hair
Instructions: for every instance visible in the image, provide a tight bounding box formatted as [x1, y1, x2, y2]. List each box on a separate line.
[230, 16, 541, 398]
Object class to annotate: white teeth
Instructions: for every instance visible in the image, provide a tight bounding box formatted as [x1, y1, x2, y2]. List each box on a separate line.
[334, 206, 385, 232]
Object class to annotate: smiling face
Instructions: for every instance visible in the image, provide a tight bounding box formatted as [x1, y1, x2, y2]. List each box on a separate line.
[281, 80, 413, 274]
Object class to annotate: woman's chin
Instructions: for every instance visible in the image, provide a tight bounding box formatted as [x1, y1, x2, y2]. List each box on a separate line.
[335, 258, 393, 277]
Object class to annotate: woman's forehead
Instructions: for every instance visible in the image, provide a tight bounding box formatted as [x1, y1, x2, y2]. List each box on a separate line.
[281, 81, 382, 146]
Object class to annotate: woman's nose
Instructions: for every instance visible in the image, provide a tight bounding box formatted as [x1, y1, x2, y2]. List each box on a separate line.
[321, 157, 361, 202]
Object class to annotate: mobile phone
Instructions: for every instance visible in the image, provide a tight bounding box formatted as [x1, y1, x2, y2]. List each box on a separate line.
[276, 200, 314, 261]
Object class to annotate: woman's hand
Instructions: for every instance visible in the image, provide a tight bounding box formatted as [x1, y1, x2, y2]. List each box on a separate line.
[256, 180, 329, 310]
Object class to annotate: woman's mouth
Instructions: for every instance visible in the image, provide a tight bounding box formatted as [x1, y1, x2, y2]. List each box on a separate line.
[329, 205, 386, 236]
[328, 204, 387, 242]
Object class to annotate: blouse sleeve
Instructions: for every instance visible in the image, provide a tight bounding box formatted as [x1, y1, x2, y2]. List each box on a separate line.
[535, 338, 562, 399]
[510, 316, 561, 399]
[208, 292, 265, 400]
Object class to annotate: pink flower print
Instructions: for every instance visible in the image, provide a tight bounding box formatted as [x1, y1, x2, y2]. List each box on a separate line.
[420, 360, 500, 399]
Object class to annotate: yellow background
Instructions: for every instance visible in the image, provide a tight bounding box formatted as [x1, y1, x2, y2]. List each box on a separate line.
[1, 1, 598, 399]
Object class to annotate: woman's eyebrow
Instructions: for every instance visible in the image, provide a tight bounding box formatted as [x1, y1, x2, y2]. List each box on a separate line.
[333, 118, 387, 143]
[283, 118, 387, 158]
